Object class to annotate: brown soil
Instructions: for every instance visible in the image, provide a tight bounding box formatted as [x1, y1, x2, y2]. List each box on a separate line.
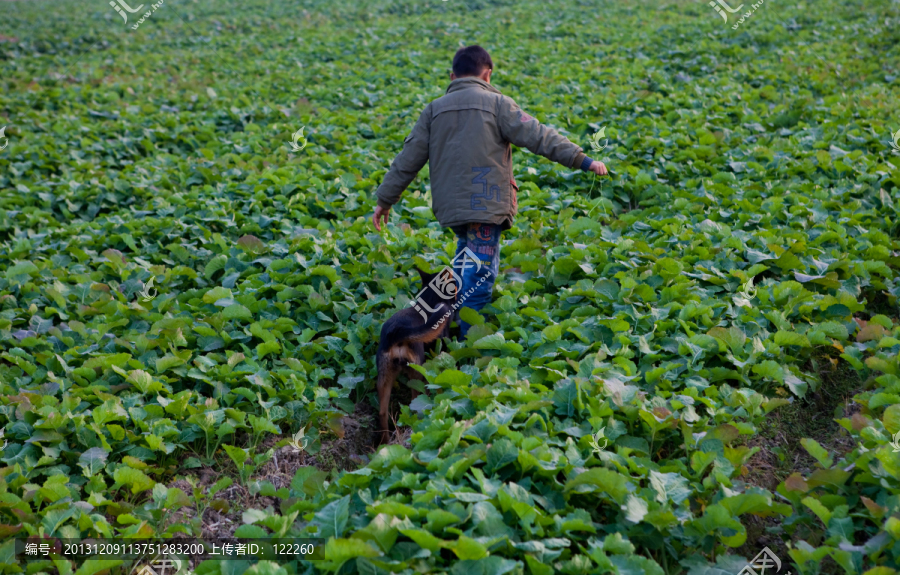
[734, 355, 864, 574]
[158, 395, 417, 547]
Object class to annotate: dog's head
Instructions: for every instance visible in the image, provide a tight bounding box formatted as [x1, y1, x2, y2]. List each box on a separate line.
[414, 266, 458, 309]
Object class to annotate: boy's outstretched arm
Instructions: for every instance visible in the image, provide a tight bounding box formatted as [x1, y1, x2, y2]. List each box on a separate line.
[498, 97, 607, 176]
[372, 105, 432, 231]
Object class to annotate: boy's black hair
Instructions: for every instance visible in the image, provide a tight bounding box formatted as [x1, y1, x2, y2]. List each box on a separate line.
[452, 45, 493, 77]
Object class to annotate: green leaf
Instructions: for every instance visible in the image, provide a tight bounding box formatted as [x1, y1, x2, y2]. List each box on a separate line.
[623, 494, 649, 523]
[802, 496, 832, 526]
[474, 333, 505, 350]
[649, 470, 691, 505]
[774, 330, 811, 348]
[800, 438, 834, 468]
[369, 445, 412, 471]
[541, 322, 563, 342]
[5, 260, 38, 279]
[435, 369, 470, 388]
[399, 528, 445, 552]
[223, 304, 253, 320]
[234, 524, 269, 538]
[257, 339, 281, 360]
[113, 467, 156, 494]
[564, 468, 631, 503]
[883, 404, 900, 434]
[319, 539, 381, 569]
[244, 561, 288, 575]
[817, 321, 849, 341]
[204, 255, 228, 279]
[752, 360, 784, 382]
[203, 286, 233, 304]
[354, 513, 401, 553]
[74, 560, 125, 575]
[310, 265, 339, 284]
[486, 438, 519, 474]
[78, 447, 108, 477]
[223, 444, 249, 467]
[312, 495, 351, 539]
[707, 327, 746, 354]
[459, 307, 484, 326]
[451, 535, 488, 560]
[92, 399, 127, 426]
[693, 504, 746, 547]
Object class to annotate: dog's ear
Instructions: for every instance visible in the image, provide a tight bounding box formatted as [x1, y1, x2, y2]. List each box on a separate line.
[415, 267, 433, 285]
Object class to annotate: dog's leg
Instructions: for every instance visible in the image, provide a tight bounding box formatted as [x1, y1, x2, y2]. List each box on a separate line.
[376, 353, 400, 447]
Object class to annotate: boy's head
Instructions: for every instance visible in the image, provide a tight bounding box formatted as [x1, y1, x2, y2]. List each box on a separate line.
[450, 45, 493, 83]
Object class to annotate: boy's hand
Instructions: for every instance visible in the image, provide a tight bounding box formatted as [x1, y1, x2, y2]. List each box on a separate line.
[589, 161, 608, 176]
[373, 205, 390, 231]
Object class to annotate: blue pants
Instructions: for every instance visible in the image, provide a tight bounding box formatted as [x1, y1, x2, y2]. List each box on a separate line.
[452, 223, 502, 337]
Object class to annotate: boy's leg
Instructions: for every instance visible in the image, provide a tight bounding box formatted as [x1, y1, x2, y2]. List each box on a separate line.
[453, 223, 502, 337]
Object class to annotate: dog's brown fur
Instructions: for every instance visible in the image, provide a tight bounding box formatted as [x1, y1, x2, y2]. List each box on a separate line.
[375, 267, 456, 446]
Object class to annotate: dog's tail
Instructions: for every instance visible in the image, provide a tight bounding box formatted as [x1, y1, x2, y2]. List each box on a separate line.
[381, 305, 452, 349]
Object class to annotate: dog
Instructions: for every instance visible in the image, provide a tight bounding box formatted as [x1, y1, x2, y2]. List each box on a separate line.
[375, 267, 457, 446]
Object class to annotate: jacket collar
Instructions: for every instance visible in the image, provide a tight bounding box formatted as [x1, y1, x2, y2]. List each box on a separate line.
[446, 76, 502, 95]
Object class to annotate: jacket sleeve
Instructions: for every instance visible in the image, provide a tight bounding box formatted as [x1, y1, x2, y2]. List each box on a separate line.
[498, 96, 588, 170]
[375, 105, 432, 209]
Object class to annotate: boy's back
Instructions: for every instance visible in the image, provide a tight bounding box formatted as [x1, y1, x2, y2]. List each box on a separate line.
[374, 59, 602, 232]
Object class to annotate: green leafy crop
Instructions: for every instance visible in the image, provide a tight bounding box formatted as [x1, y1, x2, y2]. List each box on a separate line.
[1, 0, 900, 574]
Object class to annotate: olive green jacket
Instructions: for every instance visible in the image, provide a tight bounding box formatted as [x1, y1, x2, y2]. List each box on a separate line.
[375, 77, 591, 230]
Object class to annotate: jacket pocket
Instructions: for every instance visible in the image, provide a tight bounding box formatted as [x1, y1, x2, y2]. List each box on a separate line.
[509, 179, 519, 213]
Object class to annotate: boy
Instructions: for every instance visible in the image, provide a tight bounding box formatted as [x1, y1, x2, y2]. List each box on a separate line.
[372, 45, 608, 336]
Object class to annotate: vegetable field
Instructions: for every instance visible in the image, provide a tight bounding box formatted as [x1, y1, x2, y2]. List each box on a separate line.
[1, 0, 900, 573]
